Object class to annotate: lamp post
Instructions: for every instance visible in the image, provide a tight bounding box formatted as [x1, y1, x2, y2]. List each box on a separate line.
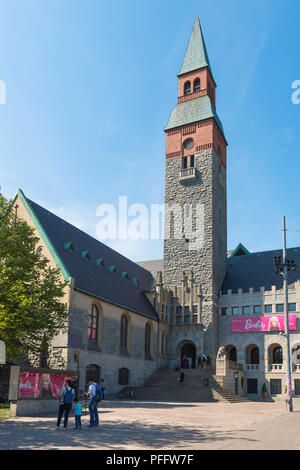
[273, 216, 296, 412]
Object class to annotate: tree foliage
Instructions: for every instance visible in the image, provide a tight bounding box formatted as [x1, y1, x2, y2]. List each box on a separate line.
[0, 190, 68, 365]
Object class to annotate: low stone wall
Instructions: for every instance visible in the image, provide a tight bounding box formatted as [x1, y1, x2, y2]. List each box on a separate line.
[10, 399, 59, 417]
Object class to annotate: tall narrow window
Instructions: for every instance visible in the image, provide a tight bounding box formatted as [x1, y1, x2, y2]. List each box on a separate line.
[183, 157, 188, 169]
[194, 78, 200, 93]
[120, 314, 128, 350]
[273, 346, 283, 364]
[190, 155, 194, 168]
[118, 368, 129, 385]
[184, 81, 191, 96]
[88, 305, 99, 342]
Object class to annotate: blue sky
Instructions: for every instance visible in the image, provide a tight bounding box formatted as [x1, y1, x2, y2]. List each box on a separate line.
[0, 0, 299, 261]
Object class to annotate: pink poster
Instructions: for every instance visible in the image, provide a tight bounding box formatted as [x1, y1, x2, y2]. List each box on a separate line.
[231, 314, 297, 333]
[48, 374, 69, 398]
[19, 372, 41, 397]
[19, 373, 74, 398]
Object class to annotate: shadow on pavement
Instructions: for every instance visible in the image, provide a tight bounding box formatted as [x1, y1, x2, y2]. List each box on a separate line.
[0, 411, 258, 450]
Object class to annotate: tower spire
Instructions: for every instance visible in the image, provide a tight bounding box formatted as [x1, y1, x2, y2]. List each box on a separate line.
[178, 15, 212, 77]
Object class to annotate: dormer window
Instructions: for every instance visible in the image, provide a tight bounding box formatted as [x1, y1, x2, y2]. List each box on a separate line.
[194, 78, 200, 93]
[184, 81, 191, 96]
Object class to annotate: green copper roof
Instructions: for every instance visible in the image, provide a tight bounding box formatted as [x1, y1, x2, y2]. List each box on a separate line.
[165, 95, 225, 137]
[178, 15, 212, 77]
[229, 243, 251, 258]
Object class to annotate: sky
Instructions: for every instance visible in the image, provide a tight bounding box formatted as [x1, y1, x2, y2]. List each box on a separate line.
[0, 0, 299, 262]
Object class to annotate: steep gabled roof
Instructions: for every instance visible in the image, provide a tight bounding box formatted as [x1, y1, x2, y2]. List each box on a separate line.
[17, 189, 158, 321]
[221, 247, 300, 294]
[178, 15, 213, 77]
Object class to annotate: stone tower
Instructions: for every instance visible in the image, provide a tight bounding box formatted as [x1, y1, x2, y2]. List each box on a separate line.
[163, 16, 228, 365]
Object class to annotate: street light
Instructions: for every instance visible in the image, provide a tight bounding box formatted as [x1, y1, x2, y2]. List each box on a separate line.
[273, 216, 296, 412]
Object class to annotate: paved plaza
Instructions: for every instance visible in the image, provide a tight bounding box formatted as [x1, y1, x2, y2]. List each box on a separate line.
[0, 400, 300, 450]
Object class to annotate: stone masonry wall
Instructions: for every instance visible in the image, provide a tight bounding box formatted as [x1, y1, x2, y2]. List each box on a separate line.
[163, 148, 227, 359]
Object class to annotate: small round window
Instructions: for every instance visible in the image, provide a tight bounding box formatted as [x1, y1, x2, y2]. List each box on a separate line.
[183, 138, 194, 151]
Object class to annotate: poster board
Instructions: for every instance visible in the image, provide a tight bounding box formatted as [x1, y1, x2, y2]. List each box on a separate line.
[0, 341, 5, 364]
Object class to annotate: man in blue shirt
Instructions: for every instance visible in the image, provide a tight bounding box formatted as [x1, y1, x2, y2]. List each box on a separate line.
[85, 378, 99, 427]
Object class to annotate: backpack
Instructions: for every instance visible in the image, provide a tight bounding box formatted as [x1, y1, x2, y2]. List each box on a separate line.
[94, 384, 102, 403]
[63, 386, 74, 404]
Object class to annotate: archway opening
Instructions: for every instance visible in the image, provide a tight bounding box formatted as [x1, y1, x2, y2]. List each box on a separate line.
[181, 342, 196, 368]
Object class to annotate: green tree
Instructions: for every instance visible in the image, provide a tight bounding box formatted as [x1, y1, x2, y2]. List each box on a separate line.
[0, 190, 68, 366]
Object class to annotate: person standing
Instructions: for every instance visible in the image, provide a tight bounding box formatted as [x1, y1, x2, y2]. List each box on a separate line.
[100, 378, 105, 400]
[85, 378, 100, 427]
[72, 398, 83, 430]
[56, 379, 74, 429]
[179, 368, 185, 384]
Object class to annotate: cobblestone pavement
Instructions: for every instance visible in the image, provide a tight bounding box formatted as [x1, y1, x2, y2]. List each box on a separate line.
[0, 400, 299, 450]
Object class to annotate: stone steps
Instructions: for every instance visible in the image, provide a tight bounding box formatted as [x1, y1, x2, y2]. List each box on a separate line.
[133, 368, 249, 404]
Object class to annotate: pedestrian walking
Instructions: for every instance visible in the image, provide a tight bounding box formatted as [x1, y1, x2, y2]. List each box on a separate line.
[72, 398, 83, 430]
[85, 378, 101, 427]
[56, 379, 74, 429]
[175, 356, 181, 371]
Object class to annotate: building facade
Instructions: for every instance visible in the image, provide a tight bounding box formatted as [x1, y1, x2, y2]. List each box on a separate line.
[13, 16, 300, 399]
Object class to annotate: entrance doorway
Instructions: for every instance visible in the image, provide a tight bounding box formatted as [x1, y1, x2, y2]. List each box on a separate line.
[247, 378, 258, 394]
[181, 343, 196, 368]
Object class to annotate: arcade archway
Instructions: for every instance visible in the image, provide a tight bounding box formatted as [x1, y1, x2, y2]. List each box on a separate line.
[180, 342, 196, 368]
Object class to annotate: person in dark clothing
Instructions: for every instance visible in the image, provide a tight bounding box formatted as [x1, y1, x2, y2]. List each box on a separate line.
[179, 368, 185, 384]
[56, 379, 74, 429]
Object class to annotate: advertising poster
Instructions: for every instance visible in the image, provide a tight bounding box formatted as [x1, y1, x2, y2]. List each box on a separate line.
[19, 372, 41, 398]
[19, 373, 75, 398]
[231, 314, 297, 333]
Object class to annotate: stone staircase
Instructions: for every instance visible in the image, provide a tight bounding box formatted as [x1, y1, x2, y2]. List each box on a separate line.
[133, 368, 249, 403]
[211, 378, 250, 403]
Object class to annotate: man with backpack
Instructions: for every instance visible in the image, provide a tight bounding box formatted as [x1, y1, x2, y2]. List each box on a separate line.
[56, 379, 75, 429]
[85, 378, 102, 427]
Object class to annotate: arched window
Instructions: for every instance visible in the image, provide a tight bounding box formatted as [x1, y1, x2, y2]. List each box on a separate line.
[184, 81, 191, 96]
[273, 346, 283, 364]
[85, 364, 100, 385]
[194, 78, 200, 93]
[145, 323, 151, 358]
[229, 347, 237, 362]
[88, 305, 99, 342]
[250, 347, 259, 364]
[120, 314, 128, 350]
[118, 368, 129, 385]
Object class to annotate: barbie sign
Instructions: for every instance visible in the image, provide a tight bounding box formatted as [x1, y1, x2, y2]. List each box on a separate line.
[19, 372, 74, 398]
[231, 315, 297, 333]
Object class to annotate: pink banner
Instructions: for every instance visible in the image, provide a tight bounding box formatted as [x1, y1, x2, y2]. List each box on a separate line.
[231, 314, 297, 333]
[19, 372, 41, 397]
[19, 373, 75, 398]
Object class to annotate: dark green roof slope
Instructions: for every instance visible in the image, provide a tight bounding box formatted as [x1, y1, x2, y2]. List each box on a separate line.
[178, 15, 212, 77]
[20, 191, 158, 321]
[221, 247, 300, 294]
[165, 95, 225, 138]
